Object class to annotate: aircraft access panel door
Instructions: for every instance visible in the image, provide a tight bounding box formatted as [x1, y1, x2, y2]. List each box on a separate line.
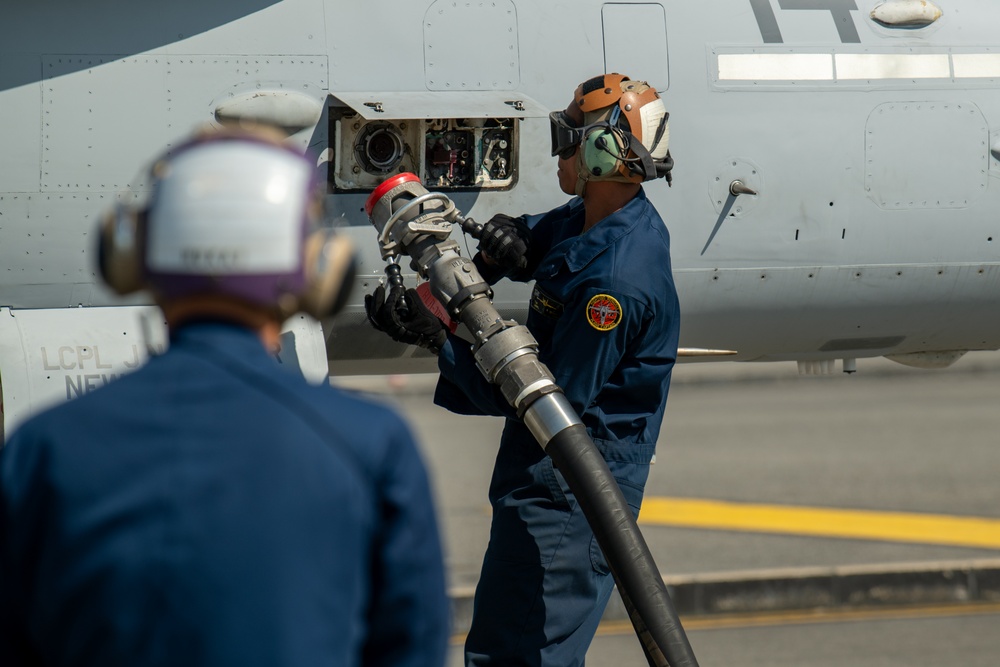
[327, 91, 548, 193]
[602, 3, 669, 91]
[0, 307, 329, 440]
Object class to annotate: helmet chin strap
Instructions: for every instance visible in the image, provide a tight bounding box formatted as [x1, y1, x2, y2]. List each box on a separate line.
[573, 142, 591, 197]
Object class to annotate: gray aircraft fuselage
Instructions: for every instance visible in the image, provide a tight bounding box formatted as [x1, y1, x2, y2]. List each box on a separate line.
[1, 0, 998, 428]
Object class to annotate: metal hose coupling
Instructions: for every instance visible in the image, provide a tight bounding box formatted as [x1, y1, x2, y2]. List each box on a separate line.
[364, 173, 562, 420]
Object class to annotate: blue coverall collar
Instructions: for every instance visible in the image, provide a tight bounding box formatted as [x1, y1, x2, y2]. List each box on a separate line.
[169, 319, 271, 356]
[563, 188, 649, 273]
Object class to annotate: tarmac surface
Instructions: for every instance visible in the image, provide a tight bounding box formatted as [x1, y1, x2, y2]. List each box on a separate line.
[334, 351, 1000, 660]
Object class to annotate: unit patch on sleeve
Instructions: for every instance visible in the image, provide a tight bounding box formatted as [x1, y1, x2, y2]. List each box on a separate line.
[531, 284, 564, 319]
[586, 294, 622, 331]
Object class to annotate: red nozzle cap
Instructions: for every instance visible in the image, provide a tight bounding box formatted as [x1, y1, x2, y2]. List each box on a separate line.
[365, 173, 422, 218]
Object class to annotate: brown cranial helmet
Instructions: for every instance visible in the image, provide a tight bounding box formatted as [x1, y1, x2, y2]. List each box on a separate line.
[569, 73, 672, 188]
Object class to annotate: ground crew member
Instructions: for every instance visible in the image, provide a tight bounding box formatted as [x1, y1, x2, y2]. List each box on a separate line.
[367, 73, 679, 666]
[0, 127, 450, 667]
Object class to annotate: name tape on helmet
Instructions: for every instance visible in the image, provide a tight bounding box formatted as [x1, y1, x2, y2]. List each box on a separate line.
[146, 143, 310, 274]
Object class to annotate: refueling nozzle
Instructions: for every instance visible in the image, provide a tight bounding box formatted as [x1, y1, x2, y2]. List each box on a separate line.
[365, 173, 458, 261]
[364, 172, 556, 413]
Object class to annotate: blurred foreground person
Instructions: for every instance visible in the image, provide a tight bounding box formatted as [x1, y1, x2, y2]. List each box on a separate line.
[0, 126, 449, 667]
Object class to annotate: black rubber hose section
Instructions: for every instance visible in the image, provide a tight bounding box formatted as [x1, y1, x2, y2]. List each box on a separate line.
[545, 423, 700, 667]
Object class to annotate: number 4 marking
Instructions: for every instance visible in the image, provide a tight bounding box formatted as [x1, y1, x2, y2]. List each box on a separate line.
[749, 0, 860, 44]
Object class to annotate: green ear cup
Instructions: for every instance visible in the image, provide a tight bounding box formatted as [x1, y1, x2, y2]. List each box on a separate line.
[582, 127, 622, 177]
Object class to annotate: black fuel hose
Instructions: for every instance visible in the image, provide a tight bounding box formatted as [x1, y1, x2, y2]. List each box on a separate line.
[544, 423, 699, 667]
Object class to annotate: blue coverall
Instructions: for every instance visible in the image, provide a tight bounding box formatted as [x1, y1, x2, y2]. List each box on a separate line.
[0, 321, 449, 667]
[435, 188, 680, 666]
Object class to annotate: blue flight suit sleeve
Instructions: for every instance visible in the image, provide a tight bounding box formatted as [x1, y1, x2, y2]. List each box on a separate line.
[0, 429, 46, 666]
[363, 414, 450, 667]
[434, 333, 517, 419]
[433, 202, 579, 417]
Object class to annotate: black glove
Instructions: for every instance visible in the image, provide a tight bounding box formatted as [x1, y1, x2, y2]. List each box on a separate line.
[478, 214, 530, 272]
[365, 284, 447, 354]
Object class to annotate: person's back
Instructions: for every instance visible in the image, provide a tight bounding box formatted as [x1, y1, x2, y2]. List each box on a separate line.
[2, 322, 446, 666]
[0, 127, 449, 667]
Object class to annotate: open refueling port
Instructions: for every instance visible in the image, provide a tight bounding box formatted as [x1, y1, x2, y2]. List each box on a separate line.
[327, 90, 547, 193]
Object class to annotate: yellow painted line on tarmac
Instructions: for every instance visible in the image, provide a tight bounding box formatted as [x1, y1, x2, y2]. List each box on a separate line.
[452, 603, 1000, 644]
[594, 601, 1000, 636]
[638, 497, 1000, 550]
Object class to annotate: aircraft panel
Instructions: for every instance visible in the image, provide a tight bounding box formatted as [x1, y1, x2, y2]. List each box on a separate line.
[836, 53, 950, 80]
[323, 1, 429, 91]
[40, 55, 329, 194]
[0, 306, 328, 439]
[42, 56, 169, 192]
[0, 306, 166, 434]
[330, 91, 546, 120]
[675, 263, 1000, 361]
[154, 0, 326, 57]
[0, 58, 41, 193]
[512, 3, 606, 111]
[712, 47, 1000, 91]
[0, 189, 150, 309]
[717, 52, 834, 82]
[423, 0, 519, 91]
[602, 3, 669, 91]
[952, 53, 1000, 79]
[865, 101, 988, 210]
[0, 193, 95, 284]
